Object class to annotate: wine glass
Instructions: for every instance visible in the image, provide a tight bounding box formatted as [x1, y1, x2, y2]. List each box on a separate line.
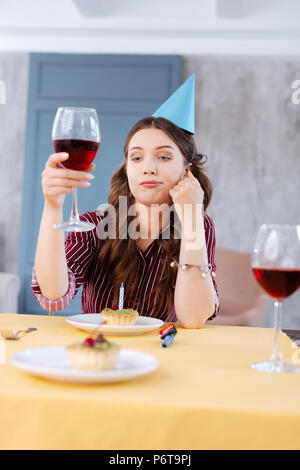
[52, 107, 101, 232]
[251, 224, 300, 373]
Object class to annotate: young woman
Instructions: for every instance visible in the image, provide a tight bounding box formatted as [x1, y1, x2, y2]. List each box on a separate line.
[31, 116, 219, 328]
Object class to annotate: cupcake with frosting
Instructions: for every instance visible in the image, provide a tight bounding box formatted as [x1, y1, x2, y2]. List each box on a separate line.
[100, 306, 139, 326]
[66, 333, 120, 370]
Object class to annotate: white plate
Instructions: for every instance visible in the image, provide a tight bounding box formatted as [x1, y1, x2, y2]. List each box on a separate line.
[11, 346, 159, 384]
[66, 313, 164, 335]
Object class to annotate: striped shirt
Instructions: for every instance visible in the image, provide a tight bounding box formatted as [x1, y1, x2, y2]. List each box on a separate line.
[31, 210, 219, 323]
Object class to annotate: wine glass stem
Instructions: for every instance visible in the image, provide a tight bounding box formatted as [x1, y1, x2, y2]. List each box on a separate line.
[70, 187, 80, 223]
[270, 300, 283, 364]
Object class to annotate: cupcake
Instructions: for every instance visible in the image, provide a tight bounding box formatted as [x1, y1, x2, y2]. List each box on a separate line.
[100, 307, 139, 326]
[66, 333, 120, 370]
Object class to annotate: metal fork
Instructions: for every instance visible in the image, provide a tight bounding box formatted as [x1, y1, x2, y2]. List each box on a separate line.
[0, 328, 37, 340]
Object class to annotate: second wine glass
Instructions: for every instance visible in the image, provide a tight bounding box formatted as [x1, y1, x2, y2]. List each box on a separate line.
[251, 224, 300, 373]
[52, 107, 101, 232]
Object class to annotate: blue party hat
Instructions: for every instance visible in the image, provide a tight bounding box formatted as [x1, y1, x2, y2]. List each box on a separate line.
[153, 74, 195, 134]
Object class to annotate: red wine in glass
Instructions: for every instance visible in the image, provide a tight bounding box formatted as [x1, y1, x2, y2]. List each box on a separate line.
[53, 139, 100, 171]
[251, 224, 300, 373]
[51, 107, 101, 232]
[252, 267, 300, 301]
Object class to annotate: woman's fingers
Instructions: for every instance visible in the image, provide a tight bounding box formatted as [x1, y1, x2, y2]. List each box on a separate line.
[46, 178, 92, 188]
[45, 152, 96, 173]
[46, 152, 69, 168]
[45, 186, 74, 197]
[45, 153, 95, 177]
[42, 153, 96, 208]
[44, 166, 95, 181]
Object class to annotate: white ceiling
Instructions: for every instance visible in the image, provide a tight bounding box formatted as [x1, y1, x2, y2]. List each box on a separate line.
[0, 0, 299, 55]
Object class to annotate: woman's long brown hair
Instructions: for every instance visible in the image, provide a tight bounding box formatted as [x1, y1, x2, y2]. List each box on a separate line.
[98, 116, 213, 316]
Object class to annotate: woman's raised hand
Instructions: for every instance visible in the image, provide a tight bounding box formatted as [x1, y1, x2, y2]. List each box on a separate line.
[169, 169, 204, 211]
[41, 152, 95, 209]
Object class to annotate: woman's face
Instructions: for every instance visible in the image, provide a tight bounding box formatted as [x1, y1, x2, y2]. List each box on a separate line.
[126, 128, 189, 207]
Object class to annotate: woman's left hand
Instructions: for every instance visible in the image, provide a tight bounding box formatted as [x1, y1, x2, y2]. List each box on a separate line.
[169, 170, 204, 224]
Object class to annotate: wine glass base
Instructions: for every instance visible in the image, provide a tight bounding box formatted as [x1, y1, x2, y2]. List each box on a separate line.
[251, 360, 300, 373]
[53, 220, 95, 232]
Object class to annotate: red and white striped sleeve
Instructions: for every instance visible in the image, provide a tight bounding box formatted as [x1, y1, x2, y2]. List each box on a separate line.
[204, 214, 220, 321]
[31, 266, 77, 312]
[30, 211, 101, 312]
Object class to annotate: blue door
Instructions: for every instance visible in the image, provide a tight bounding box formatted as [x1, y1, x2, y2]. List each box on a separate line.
[19, 53, 181, 316]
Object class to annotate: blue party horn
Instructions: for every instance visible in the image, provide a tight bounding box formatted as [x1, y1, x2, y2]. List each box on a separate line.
[162, 334, 175, 348]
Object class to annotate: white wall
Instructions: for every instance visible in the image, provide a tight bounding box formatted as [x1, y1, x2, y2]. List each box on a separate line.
[0, 0, 300, 55]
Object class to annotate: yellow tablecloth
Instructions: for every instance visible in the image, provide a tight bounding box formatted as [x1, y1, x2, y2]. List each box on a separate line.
[0, 313, 300, 450]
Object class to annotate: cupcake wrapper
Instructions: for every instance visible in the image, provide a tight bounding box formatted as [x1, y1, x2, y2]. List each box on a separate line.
[66, 345, 120, 370]
[101, 312, 138, 326]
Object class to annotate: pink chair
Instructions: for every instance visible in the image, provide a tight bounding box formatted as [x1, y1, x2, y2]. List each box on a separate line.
[209, 247, 270, 327]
